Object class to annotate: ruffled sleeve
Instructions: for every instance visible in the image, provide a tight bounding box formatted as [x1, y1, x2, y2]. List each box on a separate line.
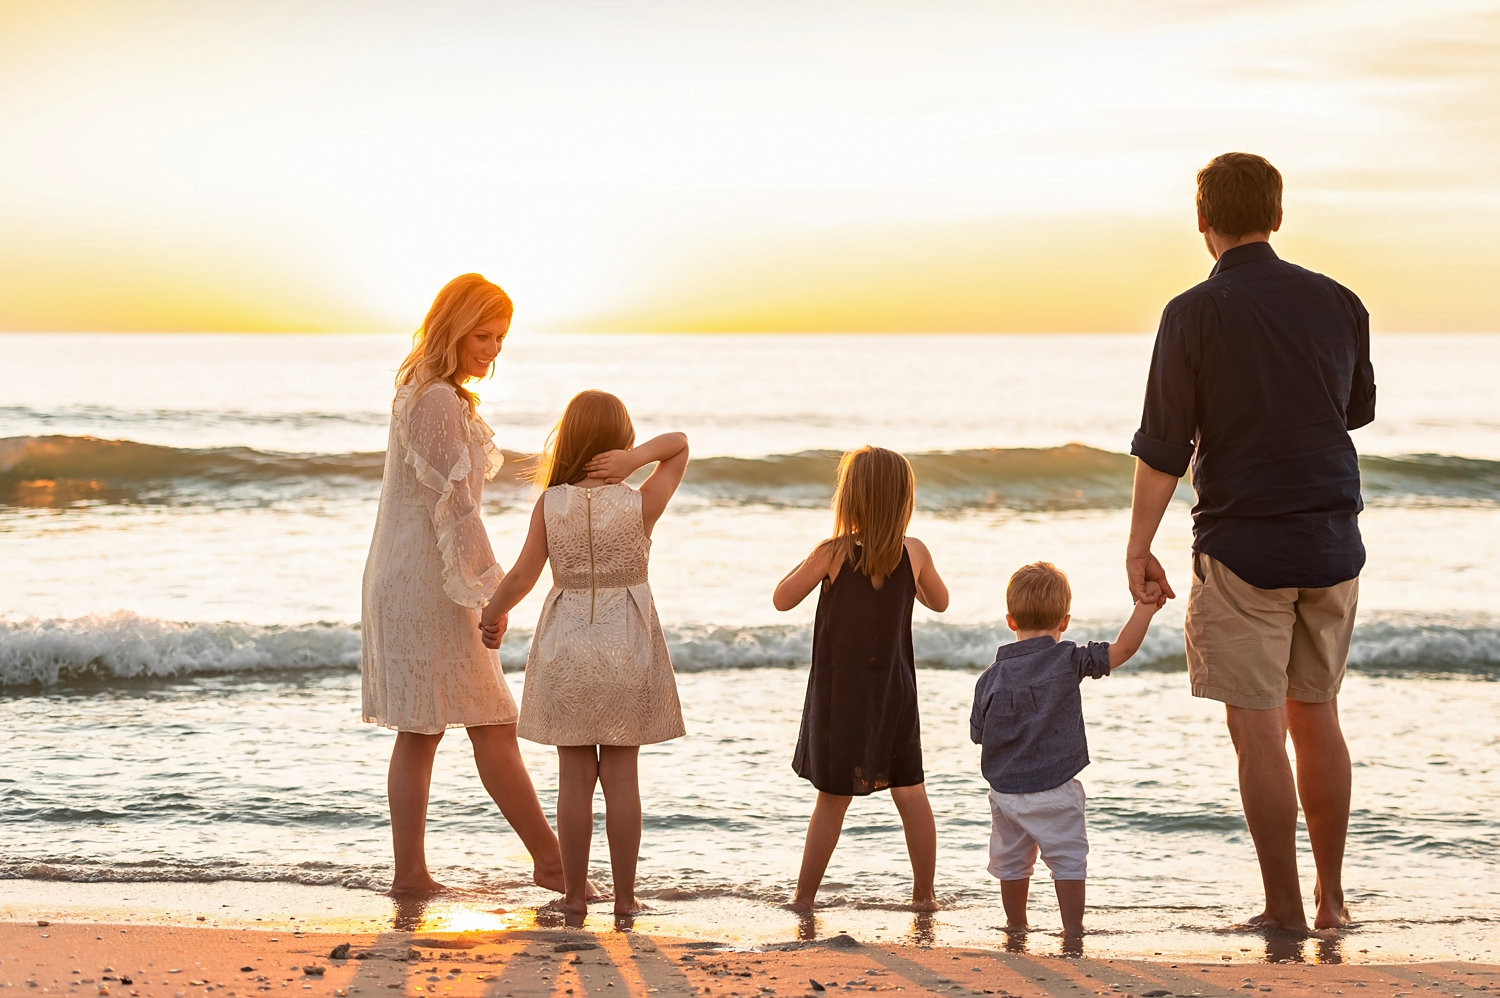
[398, 383, 503, 607]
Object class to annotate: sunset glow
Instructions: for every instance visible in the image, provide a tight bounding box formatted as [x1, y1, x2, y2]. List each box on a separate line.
[2, 0, 1497, 333]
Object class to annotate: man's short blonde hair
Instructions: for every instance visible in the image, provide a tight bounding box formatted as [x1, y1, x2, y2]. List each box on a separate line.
[1007, 561, 1071, 630]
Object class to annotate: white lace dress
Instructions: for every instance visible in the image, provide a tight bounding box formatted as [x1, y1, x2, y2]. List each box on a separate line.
[517, 484, 685, 747]
[360, 381, 518, 734]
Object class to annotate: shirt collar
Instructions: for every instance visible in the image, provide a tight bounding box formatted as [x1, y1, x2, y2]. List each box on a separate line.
[992, 635, 1058, 663]
[1209, 240, 1278, 277]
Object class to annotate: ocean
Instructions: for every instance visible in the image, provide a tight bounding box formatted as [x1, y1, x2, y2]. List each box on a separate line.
[1, 331, 1496, 962]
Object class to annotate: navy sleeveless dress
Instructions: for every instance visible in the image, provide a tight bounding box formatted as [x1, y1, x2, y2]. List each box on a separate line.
[792, 545, 924, 796]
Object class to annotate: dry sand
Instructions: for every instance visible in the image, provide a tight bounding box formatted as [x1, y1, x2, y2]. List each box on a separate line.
[5, 919, 1496, 998]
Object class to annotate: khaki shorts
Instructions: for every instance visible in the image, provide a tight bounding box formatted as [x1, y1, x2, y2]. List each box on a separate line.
[1184, 552, 1359, 710]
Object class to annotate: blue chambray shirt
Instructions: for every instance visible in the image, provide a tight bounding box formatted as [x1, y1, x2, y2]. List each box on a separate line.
[970, 635, 1112, 794]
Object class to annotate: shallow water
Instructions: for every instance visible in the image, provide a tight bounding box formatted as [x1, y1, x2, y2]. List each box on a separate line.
[2, 331, 1497, 961]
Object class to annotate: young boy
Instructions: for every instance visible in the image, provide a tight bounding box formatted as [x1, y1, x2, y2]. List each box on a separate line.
[970, 561, 1161, 936]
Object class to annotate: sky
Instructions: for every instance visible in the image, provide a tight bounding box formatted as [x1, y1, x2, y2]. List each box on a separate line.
[1, 0, 1497, 334]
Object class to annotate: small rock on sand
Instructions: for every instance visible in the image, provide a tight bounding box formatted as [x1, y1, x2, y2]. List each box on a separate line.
[329, 944, 351, 960]
[302, 967, 326, 977]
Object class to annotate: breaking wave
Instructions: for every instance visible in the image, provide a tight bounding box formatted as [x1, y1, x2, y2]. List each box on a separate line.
[4, 434, 1497, 511]
[2, 612, 1495, 688]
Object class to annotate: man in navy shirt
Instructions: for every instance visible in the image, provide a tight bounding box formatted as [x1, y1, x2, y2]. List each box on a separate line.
[1127, 153, 1375, 934]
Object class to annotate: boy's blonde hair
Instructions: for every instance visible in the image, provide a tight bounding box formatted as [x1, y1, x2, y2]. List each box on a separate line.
[396, 273, 513, 416]
[532, 390, 636, 488]
[823, 445, 915, 578]
[1007, 561, 1071, 630]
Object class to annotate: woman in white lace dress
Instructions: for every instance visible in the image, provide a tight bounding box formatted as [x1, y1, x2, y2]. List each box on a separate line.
[480, 390, 688, 918]
[361, 273, 569, 895]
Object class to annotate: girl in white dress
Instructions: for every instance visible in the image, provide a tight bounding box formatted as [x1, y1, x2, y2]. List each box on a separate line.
[361, 273, 570, 896]
[480, 390, 688, 918]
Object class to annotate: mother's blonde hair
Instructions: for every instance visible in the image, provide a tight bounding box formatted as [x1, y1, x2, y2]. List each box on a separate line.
[396, 273, 513, 414]
[823, 445, 915, 578]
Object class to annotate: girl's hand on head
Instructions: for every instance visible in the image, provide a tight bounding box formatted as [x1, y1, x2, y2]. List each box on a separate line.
[584, 448, 635, 484]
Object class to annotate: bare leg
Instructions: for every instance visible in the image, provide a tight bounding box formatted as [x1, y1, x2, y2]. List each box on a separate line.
[791, 792, 851, 912]
[465, 724, 567, 893]
[1000, 878, 1030, 930]
[1054, 879, 1085, 936]
[555, 746, 600, 915]
[890, 784, 938, 910]
[1286, 698, 1352, 929]
[598, 745, 644, 915]
[388, 730, 444, 892]
[1225, 704, 1308, 931]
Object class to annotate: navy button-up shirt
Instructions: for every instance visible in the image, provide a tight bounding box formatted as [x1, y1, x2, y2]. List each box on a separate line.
[1131, 242, 1376, 590]
[970, 636, 1112, 795]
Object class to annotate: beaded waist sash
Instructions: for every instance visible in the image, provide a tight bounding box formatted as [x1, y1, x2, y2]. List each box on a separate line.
[552, 568, 648, 590]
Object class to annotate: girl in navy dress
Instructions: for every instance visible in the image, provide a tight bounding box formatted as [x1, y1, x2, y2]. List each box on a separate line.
[772, 445, 950, 912]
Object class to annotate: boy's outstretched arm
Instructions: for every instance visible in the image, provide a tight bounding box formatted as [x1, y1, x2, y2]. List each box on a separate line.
[1107, 596, 1162, 670]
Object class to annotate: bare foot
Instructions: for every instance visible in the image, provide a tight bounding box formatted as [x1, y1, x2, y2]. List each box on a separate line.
[1241, 911, 1311, 935]
[533, 864, 609, 903]
[910, 894, 939, 912]
[540, 895, 588, 917]
[787, 896, 815, 914]
[532, 863, 565, 894]
[1313, 882, 1352, 930]
[388, 876, 446, 894]
[614, 898, 652, 917]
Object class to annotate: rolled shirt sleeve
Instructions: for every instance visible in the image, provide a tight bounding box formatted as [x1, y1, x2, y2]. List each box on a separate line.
[1130, 297, 1204, 478]
[1071, 640, 1113, 680]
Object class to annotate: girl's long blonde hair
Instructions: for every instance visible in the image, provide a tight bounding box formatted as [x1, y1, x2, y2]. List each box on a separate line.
[823, 445, 915, 577]
[531, 390, 636, 488]
[395, 273, 513, 415]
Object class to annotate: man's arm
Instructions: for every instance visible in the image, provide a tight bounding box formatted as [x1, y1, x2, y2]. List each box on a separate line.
[1127, 300, 1201, 606]
[1126, 459, 1178, 606]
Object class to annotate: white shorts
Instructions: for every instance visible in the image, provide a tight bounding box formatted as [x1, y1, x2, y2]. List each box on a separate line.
[987, 779, 1088, 881]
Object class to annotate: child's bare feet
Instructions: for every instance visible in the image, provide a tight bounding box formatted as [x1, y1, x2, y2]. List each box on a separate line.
[614, 897, 651, 917]
[787, 894, 816, 914]
[910, 892, 939, 912]
[388, 875, 446, 894]
[541, 894, 589, 918]
[1242, 911, 1312, 935]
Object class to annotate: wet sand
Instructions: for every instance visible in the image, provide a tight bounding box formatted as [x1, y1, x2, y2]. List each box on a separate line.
[5, 918, 1498, 998]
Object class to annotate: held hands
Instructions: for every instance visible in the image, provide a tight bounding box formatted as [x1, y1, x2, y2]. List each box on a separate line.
[583, 448, 636, 485]
[478, 611, 508, 649]
[1134, 582, 1167, 611]
[1126, 551, 1174, 610]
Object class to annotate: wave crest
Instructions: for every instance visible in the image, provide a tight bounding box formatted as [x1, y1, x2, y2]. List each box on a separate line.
[6, 434, 1496, 510]
[2, 612, 1495, 688]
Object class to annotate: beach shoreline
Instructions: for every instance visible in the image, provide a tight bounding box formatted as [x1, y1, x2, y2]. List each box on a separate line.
[5, 916, 1496, 998]
[4, 880, 1496, 975]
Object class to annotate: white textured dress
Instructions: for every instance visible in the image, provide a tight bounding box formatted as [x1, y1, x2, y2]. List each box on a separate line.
[517, 484, 685, 747]
[360, 381, 519, 734]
